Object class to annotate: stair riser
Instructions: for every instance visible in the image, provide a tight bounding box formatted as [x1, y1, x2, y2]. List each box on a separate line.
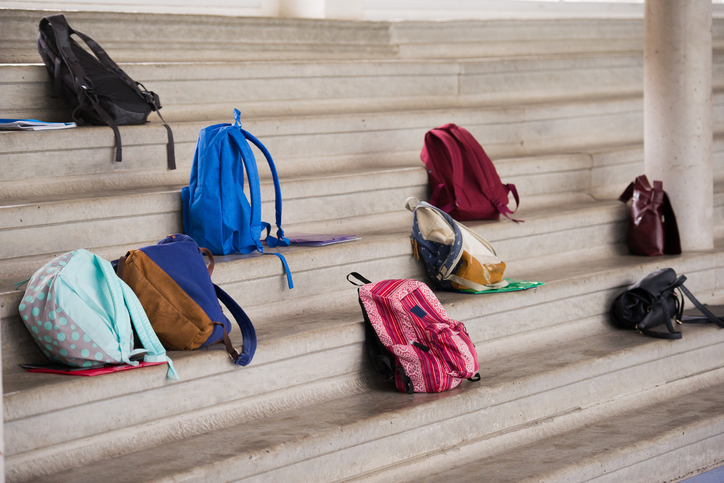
[4, 10, 722, 63]
[168, 330, 724, 482]
[0, 159, 620, 268]
[5, 372, 373, 482]
[447, 251, 716, 320]
[580, 433, 724, 483]
[213, 220, 632, 309]
[390, 19, 644, 46]
[0, 212, 182, 261]
[0, 183, 427, 262]
[0, 10, 395, 64]
[4, 341, 365, 456]
[11, 14, 724, 65]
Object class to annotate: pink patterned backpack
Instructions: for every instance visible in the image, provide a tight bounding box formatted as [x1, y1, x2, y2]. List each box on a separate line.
[347, 273, 480, 393]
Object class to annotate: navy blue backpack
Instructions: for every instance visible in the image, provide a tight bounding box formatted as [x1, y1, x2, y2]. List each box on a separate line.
[182, 109, 292, 288]
[116, 234, 256, 366]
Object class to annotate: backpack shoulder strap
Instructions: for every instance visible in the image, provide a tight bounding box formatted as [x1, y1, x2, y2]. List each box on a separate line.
[225, 121, 263, 252]
[119, 280, 179, 379]
[214, 284, 257, 366]
[679, 284, 724, 328]
[68, 27, 175, 169]
[447, 125, 521, 221]
[234, 110, 293, 289]
[92, 250, 178, 379]
[423, 126, 467, 213]
[40, 14, 125, 162]
[237, 118, 289, 248]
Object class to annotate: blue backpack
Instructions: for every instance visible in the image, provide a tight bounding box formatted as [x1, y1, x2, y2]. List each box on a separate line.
[182, 109, 292, 288]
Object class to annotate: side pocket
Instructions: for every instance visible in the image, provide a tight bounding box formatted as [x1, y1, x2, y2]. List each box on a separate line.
[424, 323, 478, 380]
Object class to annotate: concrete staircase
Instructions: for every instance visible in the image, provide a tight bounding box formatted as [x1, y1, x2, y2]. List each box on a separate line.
[2, 9, 724, 482]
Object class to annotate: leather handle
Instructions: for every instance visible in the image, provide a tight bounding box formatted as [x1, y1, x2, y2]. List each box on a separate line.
[212, 322, 240, 361]
[116, 254, 127, 279]
[200, 247, 214, 276]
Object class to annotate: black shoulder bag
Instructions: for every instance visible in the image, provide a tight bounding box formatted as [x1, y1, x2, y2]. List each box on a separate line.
[612, 268, 724, 339]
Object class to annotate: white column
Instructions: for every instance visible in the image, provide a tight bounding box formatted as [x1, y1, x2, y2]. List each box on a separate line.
[279, 0, 363, 19]
[644, 0, 714, 251]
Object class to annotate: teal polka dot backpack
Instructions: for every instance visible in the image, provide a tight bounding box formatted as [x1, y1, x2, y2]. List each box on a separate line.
[18, 249, 178, 379]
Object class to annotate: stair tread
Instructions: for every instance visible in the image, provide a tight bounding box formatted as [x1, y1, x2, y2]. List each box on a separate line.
[405, 379, 724, 483]
[18, 321, 724, 483]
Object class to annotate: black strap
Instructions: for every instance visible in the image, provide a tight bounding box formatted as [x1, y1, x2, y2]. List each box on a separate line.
[468, 373, 481, 382]
[635, 279, 724, 338]
[41, 14, 175, 169]
[84, 89, 123, 162]
[347, 272, 372, 286]
[70, 26, 175, 170]
[155, 110, 176, 170]
[679, 284, 724, 328]
[640, 327, 682, 340]
[43, 15, 124, 162]
[72, 28, 146, 97]
[637, 297, 682, 340]
[397, 367, 414, 394]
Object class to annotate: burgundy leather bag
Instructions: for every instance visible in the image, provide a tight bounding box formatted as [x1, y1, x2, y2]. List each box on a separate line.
[619, 175, 681, 256]
[421, 124, 520, 222]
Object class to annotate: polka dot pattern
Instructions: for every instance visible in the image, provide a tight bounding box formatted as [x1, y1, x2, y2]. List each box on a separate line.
[18, 251, 121, 368]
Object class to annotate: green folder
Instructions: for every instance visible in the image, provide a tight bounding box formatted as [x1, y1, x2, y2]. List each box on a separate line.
[459, 279, 544, 294]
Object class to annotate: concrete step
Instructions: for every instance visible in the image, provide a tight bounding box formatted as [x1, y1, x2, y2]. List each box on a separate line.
[0, 194, 627, 368]
[4, 234, 722, 480]
[360, 368, 724, 483]
[4, 118, 724, 283]
[391, 18, 641, 59]
[0, 139, 635, 278]
[0, 95, 652, 200]
[0, 165, 428, 269]
[4, 10, 724, 64]
[0, 9, 396, 64]
[1, 53, 659, 122]
[11, 299, 724, 482]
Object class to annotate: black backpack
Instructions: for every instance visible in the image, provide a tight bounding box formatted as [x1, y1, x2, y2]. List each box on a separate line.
[37, 13, 175, 169]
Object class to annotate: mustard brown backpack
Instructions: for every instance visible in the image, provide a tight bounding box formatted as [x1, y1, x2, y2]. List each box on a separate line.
[114, 234, 256, 365]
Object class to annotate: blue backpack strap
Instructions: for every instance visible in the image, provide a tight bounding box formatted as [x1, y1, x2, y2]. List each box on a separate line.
[232, 110, 293, 289]
[239, 121, 290, 248]
[226, 116, 263, 253]
[214, 284, 256, 366]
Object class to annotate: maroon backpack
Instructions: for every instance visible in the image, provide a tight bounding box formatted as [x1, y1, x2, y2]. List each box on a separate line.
[421, 123, 519, 221]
